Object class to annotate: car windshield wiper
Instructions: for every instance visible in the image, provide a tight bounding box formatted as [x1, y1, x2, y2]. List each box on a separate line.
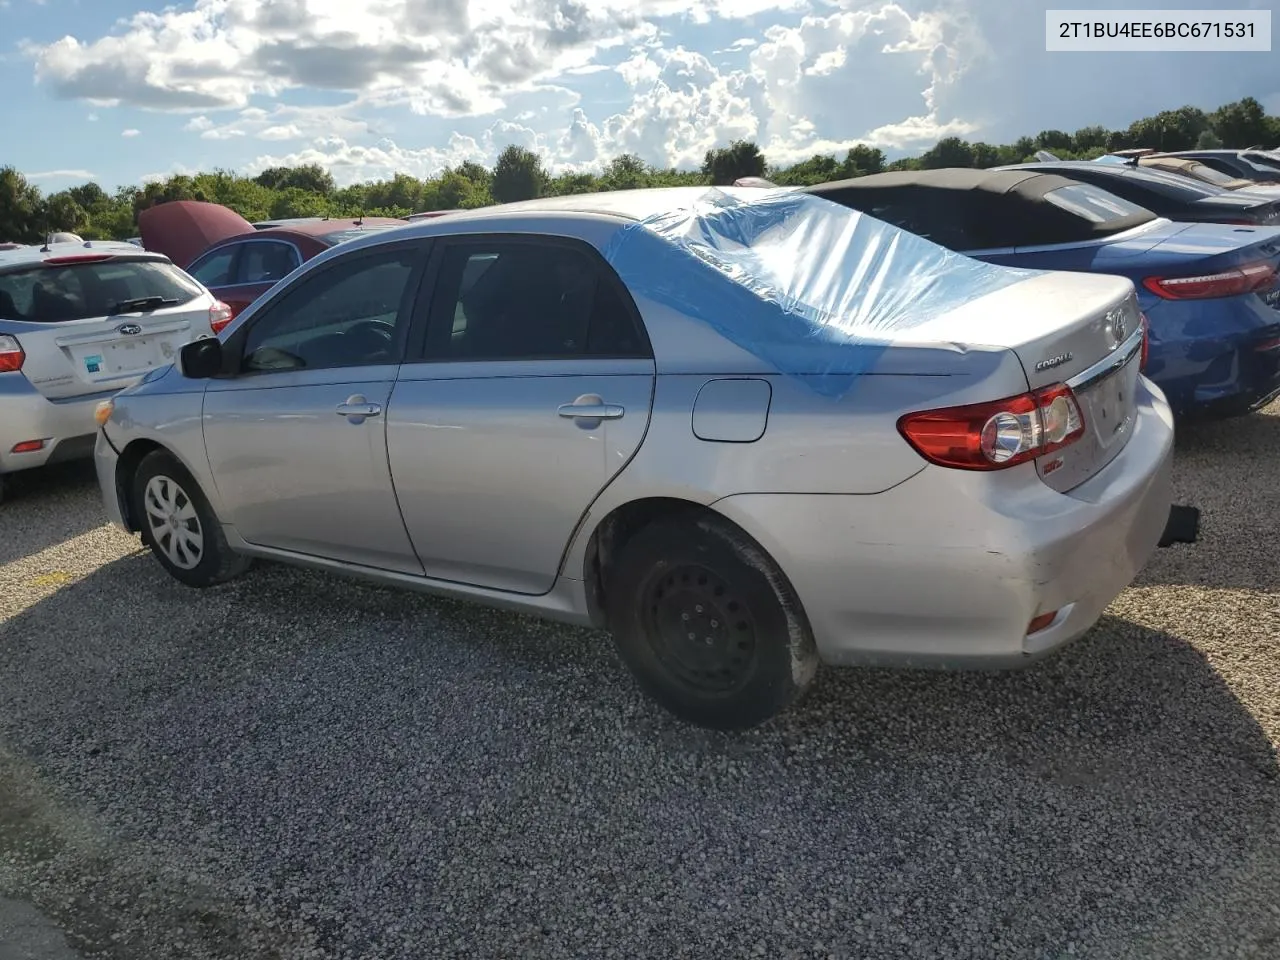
[109, 296, 179, 315]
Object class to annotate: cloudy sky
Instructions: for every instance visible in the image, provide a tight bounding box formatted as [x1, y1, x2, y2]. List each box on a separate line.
[2, 0, 1277, 190]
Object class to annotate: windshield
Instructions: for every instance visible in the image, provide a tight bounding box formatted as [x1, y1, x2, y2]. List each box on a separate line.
[323, 225, 405, 246]
[0, 257, 202, 323]
[1118, 166, 1223, 197]
[1187, 163, 1243, 186]
[1244, 151, 1280, 172]
[1042, 183, 1152, 223]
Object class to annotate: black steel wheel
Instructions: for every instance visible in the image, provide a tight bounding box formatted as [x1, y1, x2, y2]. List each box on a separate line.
[606, 513, 817, 730]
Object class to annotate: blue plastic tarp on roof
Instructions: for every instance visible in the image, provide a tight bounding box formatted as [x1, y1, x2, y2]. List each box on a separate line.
[601, 188, 1046, 397]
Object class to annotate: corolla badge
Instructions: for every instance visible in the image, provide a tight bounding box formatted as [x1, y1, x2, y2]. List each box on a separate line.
[117, 323, 143, 336]
[1035, 353, 1073, 372]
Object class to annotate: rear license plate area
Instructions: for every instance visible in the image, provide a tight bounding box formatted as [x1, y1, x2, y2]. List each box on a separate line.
[1079, 350, 1140, 449]
[78, 337, 172, 377]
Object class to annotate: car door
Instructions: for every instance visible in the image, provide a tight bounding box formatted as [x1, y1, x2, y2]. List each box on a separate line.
[202, 239, 429, 573]
[386, 234, 656, 595]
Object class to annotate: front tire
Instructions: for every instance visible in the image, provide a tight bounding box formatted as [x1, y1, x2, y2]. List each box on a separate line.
[130, 450, 250, 588]
[606, 514, 818, 730]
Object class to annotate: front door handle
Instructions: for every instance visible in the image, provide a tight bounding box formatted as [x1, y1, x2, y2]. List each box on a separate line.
[557, 394, 625, 421]
[336, 394, 382, 422]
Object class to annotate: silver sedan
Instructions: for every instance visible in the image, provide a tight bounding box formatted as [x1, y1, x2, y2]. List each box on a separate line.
[93, 187, 1175, 729]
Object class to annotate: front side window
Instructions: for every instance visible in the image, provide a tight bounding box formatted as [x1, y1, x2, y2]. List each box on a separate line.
[241, 247, 419, 373]
[424, 241, 647, 361]
[188, 247, 237, 287]
[1042, 183, 1151, 223]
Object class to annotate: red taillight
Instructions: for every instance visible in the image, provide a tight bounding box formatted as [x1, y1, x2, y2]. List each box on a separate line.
[1142, 261, 1277, 300]
[0, 334, 24, 373]
[209, 300, 234, 335]
[897, 383, 1086, 471]
[11, 439, 46, 454]
[41, 254, 115, 266]
[1139, 312, 1150, 371]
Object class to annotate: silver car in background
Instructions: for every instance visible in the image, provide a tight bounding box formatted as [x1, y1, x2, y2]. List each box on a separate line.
[93, 187, 1175, 729]
[0, 240, 226, 502]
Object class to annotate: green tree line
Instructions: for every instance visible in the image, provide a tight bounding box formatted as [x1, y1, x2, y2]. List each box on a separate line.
[2, 96, 1276, 244]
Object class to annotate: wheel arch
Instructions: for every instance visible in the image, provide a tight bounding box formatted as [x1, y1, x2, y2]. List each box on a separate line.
[113, 438, 209, 532]
[579, 495, 806, 634]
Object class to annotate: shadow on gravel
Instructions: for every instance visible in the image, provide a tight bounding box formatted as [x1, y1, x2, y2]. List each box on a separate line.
[1141, 407, 1280, 592]
[0, 461, 105, 567]
[0, 548, 1276, 959]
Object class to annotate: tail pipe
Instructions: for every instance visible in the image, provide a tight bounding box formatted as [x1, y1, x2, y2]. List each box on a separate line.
[1158, 504, 1200, 548]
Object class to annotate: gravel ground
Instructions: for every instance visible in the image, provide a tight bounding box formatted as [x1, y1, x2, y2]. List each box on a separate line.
[0, 405, 1277, 960]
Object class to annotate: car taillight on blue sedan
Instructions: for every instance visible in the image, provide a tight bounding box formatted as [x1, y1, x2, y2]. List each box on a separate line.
[897, 383, 1086, 471]
[1142, 261, 1277, 300]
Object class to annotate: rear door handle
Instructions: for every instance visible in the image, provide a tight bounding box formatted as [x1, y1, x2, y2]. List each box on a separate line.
[336, 394, 382, 421]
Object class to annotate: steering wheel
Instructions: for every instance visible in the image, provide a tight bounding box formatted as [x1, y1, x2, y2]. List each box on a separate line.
[343, 319, 396, 359]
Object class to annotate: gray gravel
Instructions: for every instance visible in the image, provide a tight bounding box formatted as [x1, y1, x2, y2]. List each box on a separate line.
[0, 406, 1278, 960]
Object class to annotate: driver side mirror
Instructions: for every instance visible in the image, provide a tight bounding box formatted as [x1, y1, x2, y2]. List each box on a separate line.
[179, 337, 224, 379]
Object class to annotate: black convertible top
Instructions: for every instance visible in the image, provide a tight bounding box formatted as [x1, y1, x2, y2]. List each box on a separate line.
[803, 168, 1156, 250]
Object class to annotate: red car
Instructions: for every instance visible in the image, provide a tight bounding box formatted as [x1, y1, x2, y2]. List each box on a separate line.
[137, 201, 408, 331]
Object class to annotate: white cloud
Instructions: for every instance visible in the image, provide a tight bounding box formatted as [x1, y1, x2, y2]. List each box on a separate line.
[86, 112, 98, 122]
[26, 169, 97, 181]
[121, 128, 140, 137]
[20, 0, 1276, 188]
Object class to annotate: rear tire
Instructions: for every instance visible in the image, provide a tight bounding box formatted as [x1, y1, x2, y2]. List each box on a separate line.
[606, 514, 818, 730]
[130, 450, 250, 588]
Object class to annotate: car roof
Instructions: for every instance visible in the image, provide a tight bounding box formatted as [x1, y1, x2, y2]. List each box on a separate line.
[0, 240, 168, 270]
[275, 217, 408, 238]
[998, 160, 1221, 191]
[804, 167, 1065, 196]
[401, 187, 777, 227]
[803, 168, 1155, 249]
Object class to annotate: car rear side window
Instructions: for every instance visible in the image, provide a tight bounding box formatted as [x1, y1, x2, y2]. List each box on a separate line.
[422, 241, 649, 361]
[1042, 184, 1150, 223]
[0, 258, 203, 323]
[860, 200, 979, 251]
[236, 241, 301, 285]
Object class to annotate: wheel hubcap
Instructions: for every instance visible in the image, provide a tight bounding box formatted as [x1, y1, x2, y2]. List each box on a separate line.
[641, 564, 758, 694]
[143, 475, 203, 570]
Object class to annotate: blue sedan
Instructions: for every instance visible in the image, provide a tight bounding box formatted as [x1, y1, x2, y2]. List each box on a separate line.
[804, 169, 1280, 417]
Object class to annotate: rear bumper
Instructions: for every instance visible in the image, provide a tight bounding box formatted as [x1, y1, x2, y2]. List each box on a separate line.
[1144, 295, 1280, 417]
[712, 376, 1176, 670]
[0, 373, 116, 475]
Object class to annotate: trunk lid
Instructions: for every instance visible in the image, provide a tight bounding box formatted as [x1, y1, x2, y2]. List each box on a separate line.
[0, 253, 215, 400]
[138, 200, 255, 268]
[1190, 193, 1280, 225]
[1092, 222, 1280, 274]
[894, 270, 1144, 492]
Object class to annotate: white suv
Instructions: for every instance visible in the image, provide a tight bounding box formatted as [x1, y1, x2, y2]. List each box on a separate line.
[0, 240, 229, 502]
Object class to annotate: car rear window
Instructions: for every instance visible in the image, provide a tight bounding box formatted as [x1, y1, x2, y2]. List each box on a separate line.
[0, 257, 203, 323]
[1042, 183, 1151, 223]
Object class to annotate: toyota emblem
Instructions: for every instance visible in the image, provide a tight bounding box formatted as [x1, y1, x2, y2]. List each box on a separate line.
[1104, 310, 1128, 350]
[118, 323, 142, 336]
